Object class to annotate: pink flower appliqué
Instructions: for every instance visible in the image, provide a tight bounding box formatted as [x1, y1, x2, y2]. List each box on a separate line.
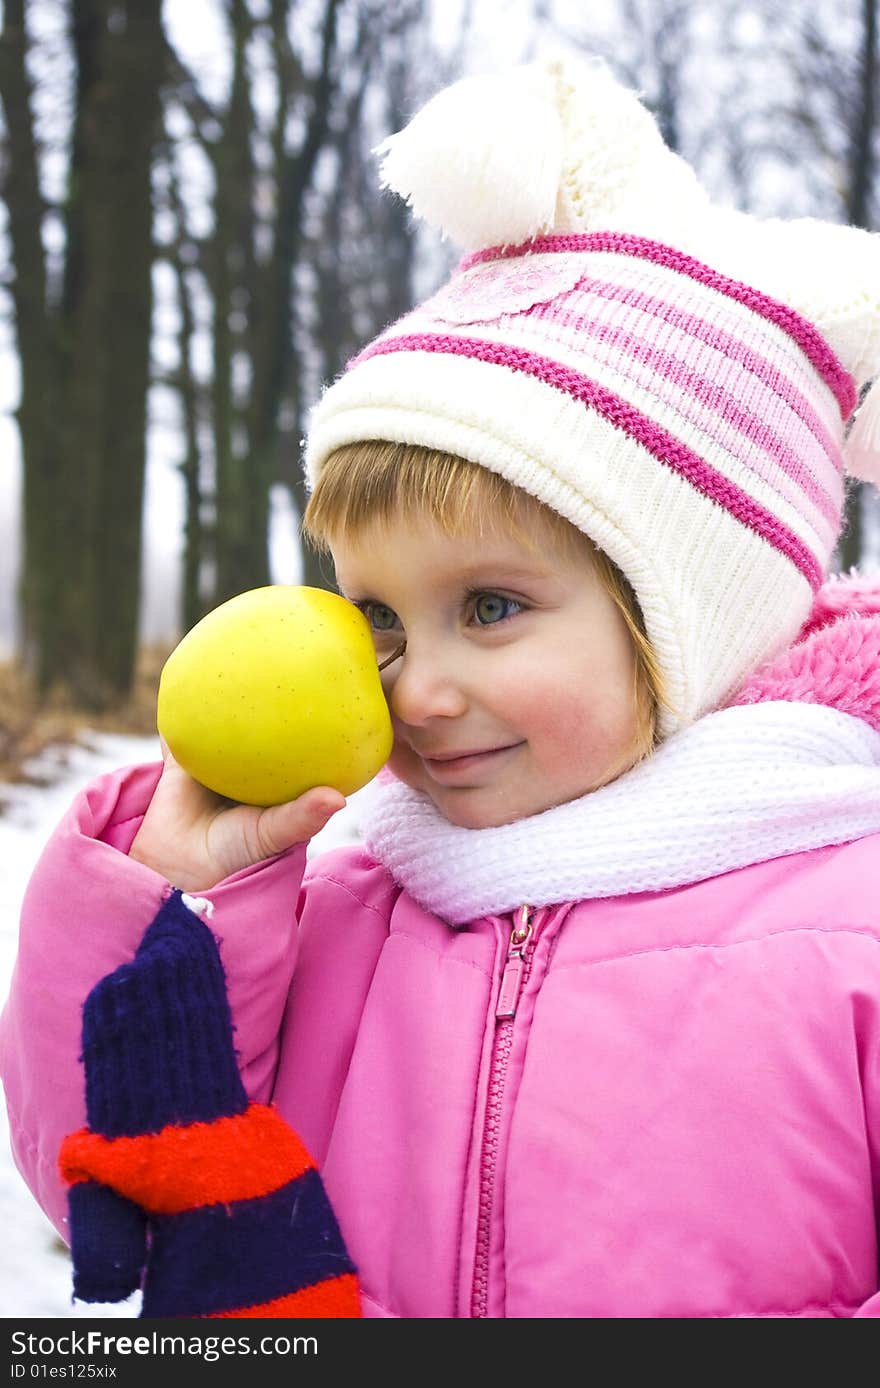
[422, 253, 586, 326]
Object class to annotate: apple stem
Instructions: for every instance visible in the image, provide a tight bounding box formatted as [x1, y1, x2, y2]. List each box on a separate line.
[378, 641, 407, 671]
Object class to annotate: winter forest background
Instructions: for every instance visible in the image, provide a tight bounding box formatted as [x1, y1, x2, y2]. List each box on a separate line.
[0, 0, 877, 1317]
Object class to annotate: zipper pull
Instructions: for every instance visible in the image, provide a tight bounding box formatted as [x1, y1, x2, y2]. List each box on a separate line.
[496, 906, 533, 1020]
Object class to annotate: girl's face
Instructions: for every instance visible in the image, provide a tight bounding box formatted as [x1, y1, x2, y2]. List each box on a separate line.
[331, 509, 641, 829]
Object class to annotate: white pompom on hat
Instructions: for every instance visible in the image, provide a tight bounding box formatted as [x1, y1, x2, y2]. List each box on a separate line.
[375, 66, 565, 250]
[376, 56, 708, 251]
[305, 55, 880, 734]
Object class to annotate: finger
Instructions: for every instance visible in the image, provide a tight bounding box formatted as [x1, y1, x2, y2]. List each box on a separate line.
[255, 787, 347, 858]
[157, 741, 191, 782]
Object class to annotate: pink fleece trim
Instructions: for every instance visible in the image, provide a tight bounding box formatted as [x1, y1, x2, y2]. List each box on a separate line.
[355, 331, 824, 590]
[459, 233, 856, 420]
[797, 572, 880, 638]
[732, 575, 880, 731]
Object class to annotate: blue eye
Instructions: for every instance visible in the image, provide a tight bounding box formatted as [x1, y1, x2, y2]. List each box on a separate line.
[364, 602, 399, 632]
[472, 592, 521, 626]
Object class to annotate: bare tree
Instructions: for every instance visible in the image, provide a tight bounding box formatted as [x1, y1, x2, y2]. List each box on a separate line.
[0, 0, 164, 706]
[1, 2, 164, 705]
[202, 0, 345, 605]
[289, 0, 472, 586]
[158, 0, 467, 611]
[839, 0, 878, 569]
[157, 0, 348, 615]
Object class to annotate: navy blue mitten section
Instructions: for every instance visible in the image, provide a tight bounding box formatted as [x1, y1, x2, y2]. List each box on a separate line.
[59, 889, 361, 1317]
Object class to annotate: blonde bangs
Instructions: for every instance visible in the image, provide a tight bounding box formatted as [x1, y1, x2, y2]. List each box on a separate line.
[302, 441, 585, 556]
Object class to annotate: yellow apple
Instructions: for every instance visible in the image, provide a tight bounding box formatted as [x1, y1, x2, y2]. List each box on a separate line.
[156, 585, 393, 806]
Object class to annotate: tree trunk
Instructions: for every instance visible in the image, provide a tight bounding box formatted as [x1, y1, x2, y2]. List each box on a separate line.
[242, 0, 343, 598]
[0, 0, 58, 677]
[1, 0, 164, 706]
[846, 0, 877, 229]
[208, 0, 256, 606]
[173, 255, 206, 634]
[83, 0, 165, 698]
[836, 0, 876, 574]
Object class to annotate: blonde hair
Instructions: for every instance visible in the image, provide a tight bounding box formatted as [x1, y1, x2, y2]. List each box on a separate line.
[302, 441, 672, 767]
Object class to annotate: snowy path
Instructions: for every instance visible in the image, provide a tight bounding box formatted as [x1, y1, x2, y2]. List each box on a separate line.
[0, 731, 366, 1318]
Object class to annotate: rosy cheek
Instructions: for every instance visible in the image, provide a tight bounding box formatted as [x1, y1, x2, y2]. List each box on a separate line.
[387, 739, 427, 791]
[514, 686, 580, 747]
[525, 683, 636, 772]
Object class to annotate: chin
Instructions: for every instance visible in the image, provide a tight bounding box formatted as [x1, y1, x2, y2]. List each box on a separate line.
[430, 791, 538, 831]
[442, 808, 508, 830]
[435, 774, 622, 828]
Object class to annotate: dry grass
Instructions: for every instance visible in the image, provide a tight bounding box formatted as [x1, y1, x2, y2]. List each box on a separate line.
[0, 644, 170, 791]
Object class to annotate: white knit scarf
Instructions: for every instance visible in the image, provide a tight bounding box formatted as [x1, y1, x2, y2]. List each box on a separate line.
[358, 701, 880, 924]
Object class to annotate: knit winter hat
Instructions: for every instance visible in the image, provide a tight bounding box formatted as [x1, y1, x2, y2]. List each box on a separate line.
[303, 55, 880, 736]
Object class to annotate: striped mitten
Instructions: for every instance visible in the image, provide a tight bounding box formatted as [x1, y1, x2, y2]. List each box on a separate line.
[58, 889, 360, 1318]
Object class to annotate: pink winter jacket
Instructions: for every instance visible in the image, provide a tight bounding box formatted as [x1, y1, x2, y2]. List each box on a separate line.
[4, 576, 880, 1318]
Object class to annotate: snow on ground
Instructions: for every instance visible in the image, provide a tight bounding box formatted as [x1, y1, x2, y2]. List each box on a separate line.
[0, 731, 367, 1318]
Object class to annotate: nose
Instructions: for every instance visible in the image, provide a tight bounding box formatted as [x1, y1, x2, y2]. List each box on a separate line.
[383, 636, 468, 725]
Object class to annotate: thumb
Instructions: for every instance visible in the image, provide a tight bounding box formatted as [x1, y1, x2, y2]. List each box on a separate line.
[255, 787, 347, 857]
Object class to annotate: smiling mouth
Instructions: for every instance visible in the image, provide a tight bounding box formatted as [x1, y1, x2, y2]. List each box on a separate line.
[420, 744, 522, 774]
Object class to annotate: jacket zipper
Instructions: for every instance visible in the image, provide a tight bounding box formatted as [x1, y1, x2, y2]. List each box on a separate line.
[470, 904, 540, 1318]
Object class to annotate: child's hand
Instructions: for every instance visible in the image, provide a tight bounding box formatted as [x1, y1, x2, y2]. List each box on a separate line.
[129, 744, 347, 890]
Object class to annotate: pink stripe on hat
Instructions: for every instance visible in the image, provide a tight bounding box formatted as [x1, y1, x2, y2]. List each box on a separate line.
[542, 274, 845, 471]
[529, 303, 842, 531]
[354, 331, 825, 589]
[461, 233, 858, 420]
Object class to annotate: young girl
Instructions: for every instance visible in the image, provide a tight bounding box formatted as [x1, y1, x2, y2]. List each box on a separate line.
[4, 55, 880, 1318]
